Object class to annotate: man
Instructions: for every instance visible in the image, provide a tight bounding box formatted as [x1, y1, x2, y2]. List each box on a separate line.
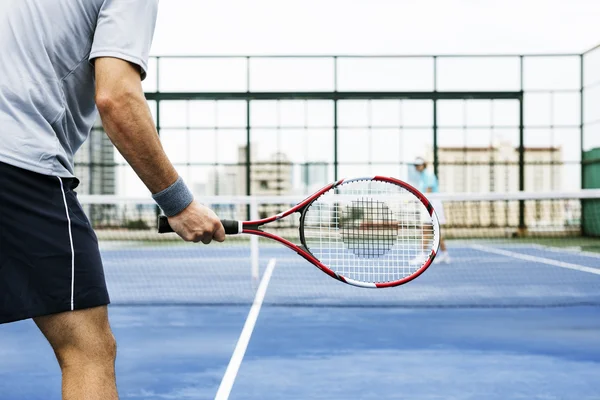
[412, 157, 450, 264]
[0, 1, 225, 399]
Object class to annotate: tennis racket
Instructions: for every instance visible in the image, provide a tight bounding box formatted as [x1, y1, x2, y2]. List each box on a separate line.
[158, 176, 440, 288]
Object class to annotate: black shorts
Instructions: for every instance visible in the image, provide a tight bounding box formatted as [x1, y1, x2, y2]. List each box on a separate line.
[0, 162, 109, 324]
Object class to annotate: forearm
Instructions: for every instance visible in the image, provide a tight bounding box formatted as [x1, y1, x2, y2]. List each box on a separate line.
[97, 90, 178, 194]
[92, 60, 224, 243]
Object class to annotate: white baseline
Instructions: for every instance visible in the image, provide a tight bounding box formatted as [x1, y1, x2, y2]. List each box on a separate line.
[471, 245, 600, 276]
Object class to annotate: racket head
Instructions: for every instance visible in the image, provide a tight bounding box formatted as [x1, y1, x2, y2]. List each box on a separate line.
[298, 176, 440, 288]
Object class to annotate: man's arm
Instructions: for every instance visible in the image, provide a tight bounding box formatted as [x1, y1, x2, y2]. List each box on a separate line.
[94, 57, 225, 244]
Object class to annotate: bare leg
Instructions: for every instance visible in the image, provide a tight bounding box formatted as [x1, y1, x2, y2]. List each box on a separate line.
[440, 237, 447, 252]
[34, 306, 118, 400]
[424, 226, 448, 252]
[422, 225, 436, 252]
[422, 225, 449, 264]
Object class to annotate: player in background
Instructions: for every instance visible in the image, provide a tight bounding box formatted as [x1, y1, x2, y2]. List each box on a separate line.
[412, 157, 450, 264]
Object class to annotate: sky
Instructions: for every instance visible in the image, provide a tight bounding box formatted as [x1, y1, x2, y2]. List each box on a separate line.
[150, 0, 600, 56]
[114, 1, 600, 197]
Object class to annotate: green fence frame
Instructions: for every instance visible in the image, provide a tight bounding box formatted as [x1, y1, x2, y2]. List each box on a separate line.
[78, 44, 600, 233]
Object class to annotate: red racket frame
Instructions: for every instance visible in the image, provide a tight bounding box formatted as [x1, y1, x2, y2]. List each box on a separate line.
[240, 176, 440, 288]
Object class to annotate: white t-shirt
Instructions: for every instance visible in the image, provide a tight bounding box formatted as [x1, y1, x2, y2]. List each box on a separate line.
[0, 0, 159, 177]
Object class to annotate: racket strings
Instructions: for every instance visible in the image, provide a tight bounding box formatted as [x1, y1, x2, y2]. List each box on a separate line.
[339, 199, 397, 258]
[302, 180, 436, 284]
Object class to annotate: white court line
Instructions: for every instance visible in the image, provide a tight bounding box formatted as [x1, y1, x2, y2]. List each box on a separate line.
[214, 258, 277, 400]
[527, 244, 600, 260]
[471, 245, 600, 276]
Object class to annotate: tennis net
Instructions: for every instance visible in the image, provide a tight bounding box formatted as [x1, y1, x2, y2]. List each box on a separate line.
[78, 190, 600, 308]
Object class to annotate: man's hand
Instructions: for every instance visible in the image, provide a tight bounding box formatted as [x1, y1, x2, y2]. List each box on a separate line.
[167, 201, 226, 244]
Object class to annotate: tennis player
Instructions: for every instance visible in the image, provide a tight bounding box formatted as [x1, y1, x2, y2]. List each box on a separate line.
[413, 157, 450, 264]
[0, 1, 225, 399]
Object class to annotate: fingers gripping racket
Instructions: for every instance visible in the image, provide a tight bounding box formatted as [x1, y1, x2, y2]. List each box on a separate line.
[158, 176, 440, 288]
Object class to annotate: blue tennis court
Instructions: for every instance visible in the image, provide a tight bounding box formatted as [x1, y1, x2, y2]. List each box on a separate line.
[1, 242, 600, 399]
[3, 2, 600, 399]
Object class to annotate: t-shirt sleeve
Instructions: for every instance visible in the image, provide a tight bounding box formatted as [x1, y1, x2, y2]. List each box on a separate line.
[89, 0, 159, 80]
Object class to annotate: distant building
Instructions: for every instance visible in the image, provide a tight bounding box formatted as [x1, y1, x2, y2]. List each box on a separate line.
[301, 162, 330, 193]
[434, 142, 562, 193]
[203, 145, 295, 219]
[207, 145, 294, 196]
[72, 124, 118, 228]
[73, 127, 116, 195]
[205, 167, 241, 196]
[250, 152, 293, 195]
[428, 142, 566, 234]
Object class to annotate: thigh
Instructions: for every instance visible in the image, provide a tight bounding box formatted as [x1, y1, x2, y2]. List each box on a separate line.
[34, 305, 113, 353]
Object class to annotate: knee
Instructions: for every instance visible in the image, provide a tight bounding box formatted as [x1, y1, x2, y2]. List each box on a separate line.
[56, 330, 117, 369]
[99, 331, 117, 362]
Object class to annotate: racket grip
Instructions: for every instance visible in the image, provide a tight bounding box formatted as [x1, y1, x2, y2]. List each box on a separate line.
[157, 216, 241, 235]
[158, 216, 173, 233]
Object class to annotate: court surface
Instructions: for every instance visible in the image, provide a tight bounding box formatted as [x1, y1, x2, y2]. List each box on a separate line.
[1, 243, 600, 400]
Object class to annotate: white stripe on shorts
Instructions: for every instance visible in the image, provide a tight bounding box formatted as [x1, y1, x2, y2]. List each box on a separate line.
[57, 177, 75, 311]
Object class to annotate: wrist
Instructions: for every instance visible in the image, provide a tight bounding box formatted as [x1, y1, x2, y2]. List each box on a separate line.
[152, 176, 194, 217]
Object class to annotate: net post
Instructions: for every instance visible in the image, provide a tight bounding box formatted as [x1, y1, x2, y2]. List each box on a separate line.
[334, 56, 338, 180]
[433, 100, 438, 178]
[246, 56, 252, 220]
[250, 196, 260, 284]
[580, 53, 585, 235]
[334, 99, 339, 181]
[154, 57, 162, 223]
[518, 56, 526, 236]
[433, 56, 439, 178]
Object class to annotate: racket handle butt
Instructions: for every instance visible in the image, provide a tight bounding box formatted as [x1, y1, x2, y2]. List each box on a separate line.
[221, 219, 241, 235]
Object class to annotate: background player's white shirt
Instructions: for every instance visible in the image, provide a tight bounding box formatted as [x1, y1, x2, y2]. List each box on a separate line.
[0, 0, 159, 177]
